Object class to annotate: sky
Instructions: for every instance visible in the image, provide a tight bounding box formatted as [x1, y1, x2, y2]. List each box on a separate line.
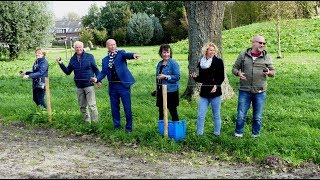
[48, 1, 107, 19]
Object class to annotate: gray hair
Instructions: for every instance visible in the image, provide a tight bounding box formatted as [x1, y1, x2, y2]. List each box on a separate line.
[73, 41, 84, 48]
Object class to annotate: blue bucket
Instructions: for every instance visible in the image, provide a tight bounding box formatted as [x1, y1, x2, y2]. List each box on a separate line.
[158, 120, 186, 141]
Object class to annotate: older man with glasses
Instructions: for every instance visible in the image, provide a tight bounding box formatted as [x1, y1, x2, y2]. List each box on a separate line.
[232, 35, 276, 138]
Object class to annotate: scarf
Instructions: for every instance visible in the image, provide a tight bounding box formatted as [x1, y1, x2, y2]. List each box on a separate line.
[108, 50, 118, 68]
[200, 56, 212, 69]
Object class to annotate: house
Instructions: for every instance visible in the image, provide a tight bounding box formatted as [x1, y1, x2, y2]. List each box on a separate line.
[53, 20, 83, 44]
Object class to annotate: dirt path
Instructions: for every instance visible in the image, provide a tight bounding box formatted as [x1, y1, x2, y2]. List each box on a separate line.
[0, 121, 319, 179]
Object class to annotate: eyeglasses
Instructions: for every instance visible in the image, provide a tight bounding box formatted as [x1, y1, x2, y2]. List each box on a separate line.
[255, 41, 266, 45]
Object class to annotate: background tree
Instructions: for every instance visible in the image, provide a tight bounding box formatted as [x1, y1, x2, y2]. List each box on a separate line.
[223, 1, 235, 30]
[126, 1, 187, 44]
[79, 28, 93, 48]
[231, 1, 261, 28]
[223, 1, 319, 31]
[183, 1, 235, 100]
[262, 1, 297, 59]
[150, 16, 164, 45]
[65, 12, 81, 21]
[162, 1, 188, 43]
[295, 1, 317, 18]
[0, 1, 53, 60]
[82, 1, 188, 46]
[92, 28, 108, 47]
[100, 1, 132, 42]
[127, 13, 154, 46]
[82, 3, 103, 30]
[113, 27, 128, 46]
[316, 1, 320, 16]
[81, 3, 107, 47]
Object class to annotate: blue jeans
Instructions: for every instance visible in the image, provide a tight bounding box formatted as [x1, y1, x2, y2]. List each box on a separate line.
[235, 90, 266, 135]
[197, 96, 222, 136]
[109, 83, 132, 132]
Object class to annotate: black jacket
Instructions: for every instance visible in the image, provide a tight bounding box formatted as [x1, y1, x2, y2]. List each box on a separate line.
[193, 55, 225, 98]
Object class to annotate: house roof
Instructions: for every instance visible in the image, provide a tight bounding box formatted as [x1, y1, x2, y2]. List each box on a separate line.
[54, 20, 83, 33]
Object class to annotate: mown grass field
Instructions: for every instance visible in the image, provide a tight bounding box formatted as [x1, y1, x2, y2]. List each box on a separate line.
[0, 18, 319, 166]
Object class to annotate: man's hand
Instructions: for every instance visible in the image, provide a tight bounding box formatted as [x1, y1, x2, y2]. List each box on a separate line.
[56, 57, 63, 64]
[90, 77, 97, 83]
[263, 68, 270, 76]
[96, 82, 102, 89]
[133, 54, 140, 59]
[23, 75, 29, 79]
[238, 70, 247, 80]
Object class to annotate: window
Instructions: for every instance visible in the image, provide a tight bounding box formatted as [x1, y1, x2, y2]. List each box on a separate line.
[55, 29, 67, 34]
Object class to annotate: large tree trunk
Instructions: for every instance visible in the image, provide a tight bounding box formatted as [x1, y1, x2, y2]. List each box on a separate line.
[183, 1, 235, 100]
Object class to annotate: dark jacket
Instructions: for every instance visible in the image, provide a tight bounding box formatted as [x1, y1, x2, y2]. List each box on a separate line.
[193, 55, 225, 98]
[59, 51, 100, 88]
[97, 50, 136, 89]
[25, 57, 49, 89]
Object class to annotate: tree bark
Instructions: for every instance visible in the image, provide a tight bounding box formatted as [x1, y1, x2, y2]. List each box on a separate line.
[183, 1, 235, 100]
[315, 2, 320, 16]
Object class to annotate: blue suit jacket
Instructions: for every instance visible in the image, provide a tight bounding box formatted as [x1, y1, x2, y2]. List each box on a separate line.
[97, 50, 136, 88]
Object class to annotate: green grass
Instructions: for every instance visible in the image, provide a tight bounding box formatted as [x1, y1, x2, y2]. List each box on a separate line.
[172, 18, 320, 54]
[0, 18, 319, 166]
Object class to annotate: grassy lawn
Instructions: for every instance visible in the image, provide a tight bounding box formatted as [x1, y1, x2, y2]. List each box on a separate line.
[0, 18, 319, 166]
[0, 47, 319, 166]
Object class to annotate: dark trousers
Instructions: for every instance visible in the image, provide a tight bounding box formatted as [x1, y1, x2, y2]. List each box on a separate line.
[33, 88, 46, 109]
[109, 83, 132, 131]
[157, 90, 179, 121]
[158, 106, 179, 121]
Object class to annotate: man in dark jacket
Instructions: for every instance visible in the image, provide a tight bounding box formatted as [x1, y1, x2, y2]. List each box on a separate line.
[90, 39, 140, 133]
[232, 35, 275, 138]
[57, 41, 101, 123]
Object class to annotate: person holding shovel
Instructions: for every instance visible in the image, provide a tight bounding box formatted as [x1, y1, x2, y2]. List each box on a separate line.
[19, 47, 49, 110]
[155, 44, 181, 121]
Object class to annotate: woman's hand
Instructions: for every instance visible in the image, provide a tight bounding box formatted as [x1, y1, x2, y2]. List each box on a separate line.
[190, 72, 198, 78]
[157, 74, 168, 80]
[210, 85, 217, 93]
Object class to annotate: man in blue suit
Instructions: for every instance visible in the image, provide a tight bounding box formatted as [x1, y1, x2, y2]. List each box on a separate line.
[91, 39, 140, 133]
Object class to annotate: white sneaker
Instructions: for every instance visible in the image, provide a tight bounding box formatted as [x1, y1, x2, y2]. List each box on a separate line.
[252, 134, 260, 138]
[234, 133, 243, 138]
[85, 118, 91, 123]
